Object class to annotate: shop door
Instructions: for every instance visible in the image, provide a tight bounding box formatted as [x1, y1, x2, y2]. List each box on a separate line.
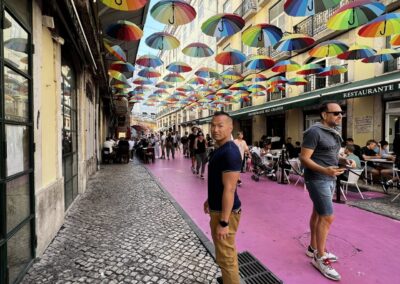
[0, 3, 35, 283]
[385, 101, 400, 150]
[266, 114, 285, 148]
[239, 119, 252, 145]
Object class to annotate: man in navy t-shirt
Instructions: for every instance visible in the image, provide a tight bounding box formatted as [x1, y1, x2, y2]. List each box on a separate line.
[204, 111, 242, 284]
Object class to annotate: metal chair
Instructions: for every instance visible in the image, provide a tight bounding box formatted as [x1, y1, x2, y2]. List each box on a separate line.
[340, 168, 365, 199]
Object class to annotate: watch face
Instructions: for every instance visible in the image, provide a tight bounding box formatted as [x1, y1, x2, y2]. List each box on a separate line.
[219, 220, 229, 227]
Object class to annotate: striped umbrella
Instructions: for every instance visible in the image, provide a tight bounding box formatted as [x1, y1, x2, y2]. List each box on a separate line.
[195, 67, 219, 78]
[251, 91, 266, 97]
[109, 61, 135, 72]
[267, 84, 286, 93]
[176, 85, 194, 92]
[104, 39, 126, 61]
[391, 34, 400, 46]
[287, 77, 308, 85]
[358, 13, 400, 37]
[106, 20, 143, 41]
[317, 65, 348, 76]
[274, 34, 315, 52]
[296, 63, 324, 75]
[242, 24, 283, 48]
[210, 79, 228, 89]
[155, 81, 174, 89]
[327, 0, 386, 31]
[248, 84, 267, 93]
[284, 0, 341, 17]
[221, 69, 243, 81]
[108, 70, 129, 84]
[112, 83, 131, 89]
[361, 48, 400, 63]
[271, 59, 301, 73]
[309, 40, 349, 58]
[245, 55, 275, 70]
[136, 54, 163, 67]
[244, 73, 267, 82]
[153, 89, 170, 96]
[337, 44, 375, 60]
[182, 42, 214, 57]
[201, 13, 245, 37]
[267, 76, 288, 85]
[132, 77, 153, 85]
[187, 77, 207, 85]
[163, 72, 185, 82]
[151, 0, 196, 25]
[229, 82, 248, 91]
[166, 61, 192, 73]
[145, 32, 180, 50]
[215, 49, 246, 65]
[133, 86, 150, 93]
[100, 0, 147, 11]
[138, 67, 161, 78]
[216, 89, 232, 97]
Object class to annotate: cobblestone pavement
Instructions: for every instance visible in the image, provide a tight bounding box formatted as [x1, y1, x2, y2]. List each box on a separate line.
[22, 160, 219, 284]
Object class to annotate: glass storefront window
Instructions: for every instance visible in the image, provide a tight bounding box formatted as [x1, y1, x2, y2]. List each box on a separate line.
[6, 125, 29, 176]
[3, 11, 29, 73]
[4, 67, 29, 122]
[6, 175, 30, 233]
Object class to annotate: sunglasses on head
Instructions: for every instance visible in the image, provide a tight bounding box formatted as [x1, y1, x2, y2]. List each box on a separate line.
[325, 111, 345, 116]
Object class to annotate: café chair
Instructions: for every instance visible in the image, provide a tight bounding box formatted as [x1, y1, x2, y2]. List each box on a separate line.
[340, 167, 365, 200]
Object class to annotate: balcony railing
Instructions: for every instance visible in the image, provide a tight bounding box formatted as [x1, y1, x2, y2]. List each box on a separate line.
[384, 58, 400, 73]
[304, 64, 348, 92]
[234, 0, 257, 18]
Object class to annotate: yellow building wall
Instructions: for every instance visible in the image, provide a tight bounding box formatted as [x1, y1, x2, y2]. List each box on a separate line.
[351, 96, 378, 146]
[41, 27, 58, 186]
[286, 109, 303, 142]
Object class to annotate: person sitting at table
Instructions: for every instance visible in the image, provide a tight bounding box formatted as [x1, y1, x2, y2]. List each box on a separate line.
[260, 140, 272, 157]
[285, 137, 295, 158]
[361, 139, 382, 180]
[346, 138, 362, 159]
[344, 145, 360, 169]
[379, 140, 395, 160]
[103, 137, 115, 153]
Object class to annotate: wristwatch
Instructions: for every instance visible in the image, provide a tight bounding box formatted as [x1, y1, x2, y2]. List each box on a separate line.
[219, 220, 229, 227]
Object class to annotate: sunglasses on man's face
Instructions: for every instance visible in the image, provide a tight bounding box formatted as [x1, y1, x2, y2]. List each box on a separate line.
[325, 111, 345, 116]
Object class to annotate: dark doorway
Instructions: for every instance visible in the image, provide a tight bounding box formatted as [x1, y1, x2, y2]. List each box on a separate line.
[266, 114, 285, 149]
[239, 119, 253, 145]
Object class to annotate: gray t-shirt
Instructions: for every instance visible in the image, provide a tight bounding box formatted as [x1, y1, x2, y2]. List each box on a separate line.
[302, 124, 342, 181]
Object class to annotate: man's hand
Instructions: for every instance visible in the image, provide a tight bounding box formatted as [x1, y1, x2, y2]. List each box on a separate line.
[203, 200, 209, 214]
[217, 224, 229, 240]
[325, 166, 345, 177]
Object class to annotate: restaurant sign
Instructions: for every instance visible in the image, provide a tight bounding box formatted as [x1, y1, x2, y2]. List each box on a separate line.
[248, 105, 284, 116]
[340, 82, 399, 99]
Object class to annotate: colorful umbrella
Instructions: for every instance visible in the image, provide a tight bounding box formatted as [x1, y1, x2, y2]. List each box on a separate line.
[358, 13, 400, 37]
[287, 77, 308, 85]
[361, 48, 400, 63]
[201, 13, 245, 37]
[390, 34, 400, 46]
[244, 73, 267, 82]
[221, 69, 243, 81]
[138, 67, 161, 78]
[248, 84, 267, 93]
[296, 63, 324, 75]
[176, 85, 194, 92]
[187, 77, 207, 85]
[271, 59, 300, 73]
[274, 34, 315, 52]
[155, 81, 174, 89]
[284, 0, 341, 17]
[327, 0, 386, 31]
[245, 55, 275, 70]
[145, 32, 180, 50]
[195, 67, 219, 78]
[251, 91, 266, 97]
[210, 79, 228, 89]
[111, 83, 131, 89]
[215, 49, 246, 65]
[182, 42, 214, 57]
[267, 76, 288, 85]
[151, 0, 196, 25]
[109, 61, 135, 72]
[166, 61, 192, 73]
[267, 85, 286, 93]
[132, 77, 153, 85]
[229, 82, 248, 91]
[317, 65, 347, 76]
[108, 70, 129, 84]
[135, 54, 163, 67]
[309, 40, 349, 58]
[242, 23, 283, 48]
[153, 89, 170, 96]
[217, 89, 232, 97]
[104, 39, 127, 61]
[100, 0, 147, 11]
[337, 44, 375, 60]
[106, 20, 143, 41]
[163, 72, 185, 82]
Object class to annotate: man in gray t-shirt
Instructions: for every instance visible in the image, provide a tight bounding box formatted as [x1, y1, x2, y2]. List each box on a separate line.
[300, 102, 350, 282]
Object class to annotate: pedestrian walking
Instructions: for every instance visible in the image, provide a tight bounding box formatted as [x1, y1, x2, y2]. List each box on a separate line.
[189, 127, 198, 172]
[165, 132, 175, 160]
[204, 111, 242, 284]
[181, 131, 189, 158]
[234, 131, 249, 185]
[194, 132, 207, 179]
[300, 102, 351, 281]
[160, 131, 166, 159]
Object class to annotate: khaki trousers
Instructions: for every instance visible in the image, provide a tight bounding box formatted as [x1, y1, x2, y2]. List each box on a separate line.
[210, 210, 241, 284]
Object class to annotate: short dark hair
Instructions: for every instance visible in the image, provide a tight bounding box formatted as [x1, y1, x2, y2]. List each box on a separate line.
[213, 111, 231, 118]
[380, 140, 388, 146]
[366, 139, 377, 146]
[346, 138, 354, 142]
[346, 145, 355, 153]
[319, 101, 339, 119]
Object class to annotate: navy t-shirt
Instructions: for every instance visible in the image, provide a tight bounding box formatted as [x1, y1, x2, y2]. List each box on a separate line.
[207, 141, 242, 211]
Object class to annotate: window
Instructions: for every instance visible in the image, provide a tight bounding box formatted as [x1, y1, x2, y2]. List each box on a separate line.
[223, 0, 231, 13]
[198, 0, 204, 20]
[385, 37, 400, 72]
[269, 0, 285, 31]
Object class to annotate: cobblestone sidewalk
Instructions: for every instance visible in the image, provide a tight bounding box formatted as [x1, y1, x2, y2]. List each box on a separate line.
[22, 161, 218, 284]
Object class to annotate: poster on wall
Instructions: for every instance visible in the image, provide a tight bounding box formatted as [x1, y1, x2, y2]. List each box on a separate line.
[355, 116, 373, 134]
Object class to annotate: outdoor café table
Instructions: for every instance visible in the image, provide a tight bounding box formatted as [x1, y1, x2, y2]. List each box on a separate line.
[364, 158, 394, 185]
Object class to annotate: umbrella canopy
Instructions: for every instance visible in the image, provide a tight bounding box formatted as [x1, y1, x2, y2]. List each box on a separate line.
[358, 13, 400, 37]
[267, 76, 288, 85]
[104, 40, 127, 61]
[309, 40, 349, 58]
[138, 67, 161, 78]
[317, 65, 348, 76]
[155, 81, 174, 88]
[244, 73, 267, 82]
[274, 33, 315, 52]
[287, 77, 308, 85]
[201, 13, 245, 37]
[361, 48, 400, 63]
[248, 84, 267, 92]
[163, 72, 185, 82]
[296, 63, 324, 75]
[221, 69, 243, 81]
[182, 42, 214, 57]
[166, 61, 192, 73]
[151, 0, 196, 25]
[267, 85, 286, 93]
[215, 49, 246, 65]
[327, 0, 386, 31]
[153, 89, 170, 96]
[100, 0, 147, 11]
[229, 82, 249, 91]
[176, 85, 194, 92]
[210, 79, 228, 89]
[145, 32, 180, 50]
[337, 44, 376, 60]
[217, 89, 232, 97]
[242, 23, 283, 48]
[106, 20, 143, 41]
[132, 77, 153, 85]
[187, 77, 207, 85]
[245, 55, 275, 70]
[108, 70, 129, 84]
[391, 34, 400, 46]
[284, 0, 341, 17]
[271, 59, 301, 73]
[109, 61, 135, 72]
[135, 54, 163, 67]
[195, 67, 219, 78]
[112, 83, 131, 89]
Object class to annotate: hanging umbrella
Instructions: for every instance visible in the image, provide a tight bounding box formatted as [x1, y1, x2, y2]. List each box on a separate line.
[134, 85, 150, 92]
[229, 82, 248, 91]
[309, 40, 349, 58]
[215, 49, 246, 65]
[390, 34, 400, 46]
[136, 54, 163, 67]
[287, 77, 308, 85]
[106, 20, 143, 41]
[201, 13, 245, 37]
[155, 81, 174, 88]
[271, 59, 300, 73]
[182, 42, 214, 57]
[109, 61, 135, 72]
[221, 69, 243, 81]
[133, 77, 153, 85]
[337, 44, 375, 60]
[187, 77, 207, 85]
[138, 67, 161, 78]
[296, 63, 324, 75]
[267, 85, 286, 93]
[195, 67, 219, 78]
[217, 89, 232, 97]
[327, 0, 386, 31]
[274, 34, 315, 52]
[361, 48, 400, 63]
[245, 55, 275, 70]
[164, 72, 185, 82]
[248, 84, 267, 93]
[244, 73, 267, 82]
[4, 38, 28, 53]
[100, 0, 147, 11]
[251, 91, 266, 97]
[151, 0, 196, 25]
[358, 13, 400, 37]
[108, 70, 129, 84]
[176, 85, 194, 92]
[210, 79, 228, 89]
[317, 65, 348, 76]
[145, 32, 180, 50]
[153, 89, 170, 96]
[104, 39, 127, 61]
[267, 76, 288, 85]
[284, 0, 341, 17]
[166, 61, 192, 73]
[242, 23, 283, 48]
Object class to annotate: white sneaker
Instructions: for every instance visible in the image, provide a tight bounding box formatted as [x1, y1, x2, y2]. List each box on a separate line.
[306, 245, 338, 262]
[312, 255, 341, 281]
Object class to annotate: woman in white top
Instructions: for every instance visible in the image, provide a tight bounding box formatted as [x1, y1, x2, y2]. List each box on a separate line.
[234, 131, 249, 185]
